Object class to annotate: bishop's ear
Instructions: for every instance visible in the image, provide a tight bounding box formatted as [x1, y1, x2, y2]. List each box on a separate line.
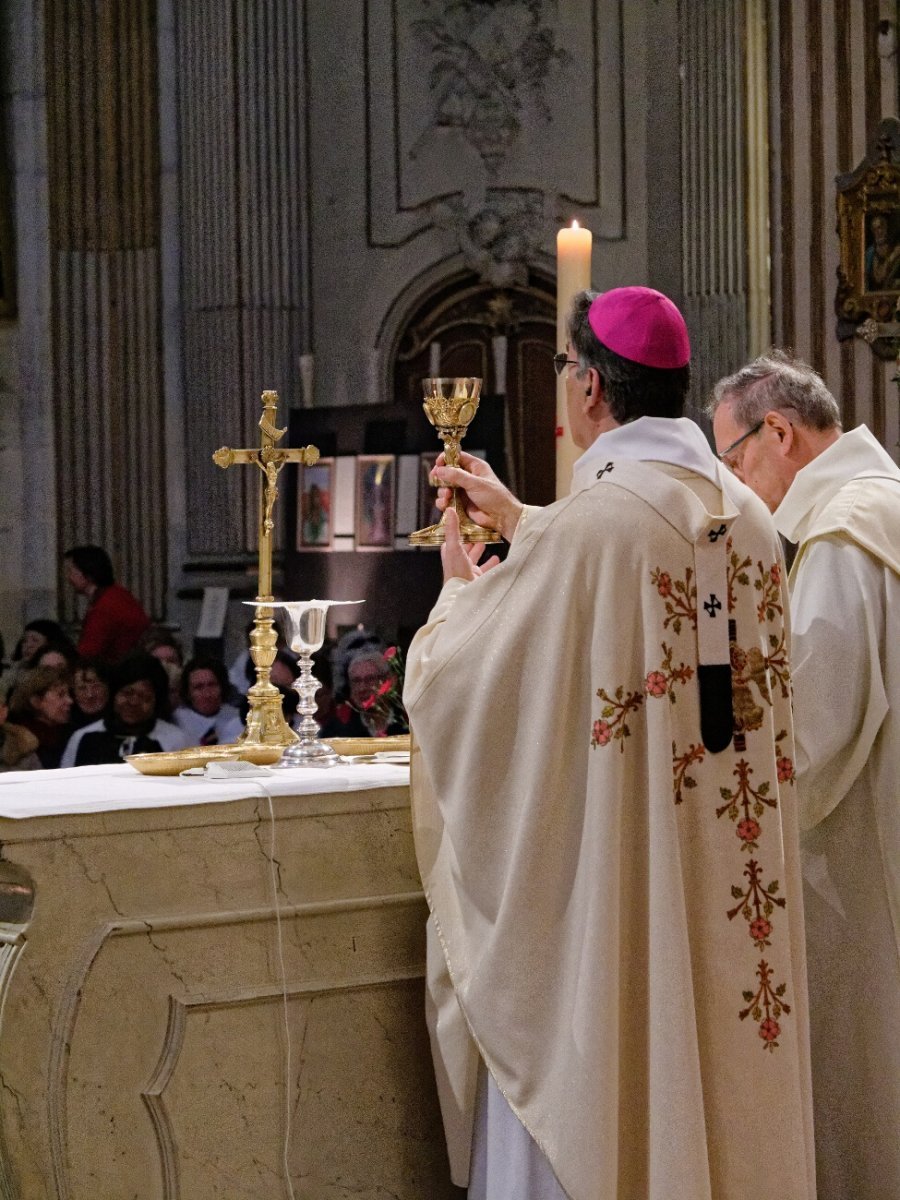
[582, 368, 609, 429]
[585, 366, 603, 402]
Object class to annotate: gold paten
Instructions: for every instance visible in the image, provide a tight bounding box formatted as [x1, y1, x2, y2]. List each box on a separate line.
[321, 735, 410, 758]
[409, 377, 502, 546]
[127, 742, 284, 776]
[128, 391, 320, 775]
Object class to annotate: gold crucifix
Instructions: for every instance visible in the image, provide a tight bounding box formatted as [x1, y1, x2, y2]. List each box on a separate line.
[213, 390, 319, 746]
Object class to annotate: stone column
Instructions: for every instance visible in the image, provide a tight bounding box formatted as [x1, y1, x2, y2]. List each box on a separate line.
[45, 0, 167, 620]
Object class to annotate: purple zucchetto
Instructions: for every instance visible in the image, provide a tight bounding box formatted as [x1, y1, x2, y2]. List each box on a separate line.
[588, 286, 691, 369]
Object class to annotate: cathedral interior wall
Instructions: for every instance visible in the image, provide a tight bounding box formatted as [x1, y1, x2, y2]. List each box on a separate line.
[0, 0, 898, 653]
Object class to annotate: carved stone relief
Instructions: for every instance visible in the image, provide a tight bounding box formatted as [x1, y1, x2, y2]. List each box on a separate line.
[365, 0, 624, 282]
[428, 189, 548, 287]
[410, 2, 568, 172]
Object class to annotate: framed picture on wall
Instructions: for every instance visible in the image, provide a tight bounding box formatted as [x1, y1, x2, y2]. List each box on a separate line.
[395, 454, 420, 545]
[863, 208, 900, 294]
[836, 117, 900, 355]
[297, 458, 334, 550]
[356, 454, 395, 548]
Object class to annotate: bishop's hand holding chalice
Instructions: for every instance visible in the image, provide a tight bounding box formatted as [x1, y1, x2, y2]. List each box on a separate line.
[426, 468, 528, 594]
[408, 377, 505, 548]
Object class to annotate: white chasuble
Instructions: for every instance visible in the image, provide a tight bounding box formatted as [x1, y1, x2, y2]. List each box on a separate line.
[406, 445, 815, 1200]
[775, 425, 900, 1199]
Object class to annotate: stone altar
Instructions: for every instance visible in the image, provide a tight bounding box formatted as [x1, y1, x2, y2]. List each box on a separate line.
[0, 764, 460, 1199]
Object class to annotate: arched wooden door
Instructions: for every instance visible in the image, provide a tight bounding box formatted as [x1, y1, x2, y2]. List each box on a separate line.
[391, 270, 557, 507]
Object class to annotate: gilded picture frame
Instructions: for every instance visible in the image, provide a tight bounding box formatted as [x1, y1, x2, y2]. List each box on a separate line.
[355, 454, 395, 549]
[836, 118, 900, 356]
[297, 457, 334, 551]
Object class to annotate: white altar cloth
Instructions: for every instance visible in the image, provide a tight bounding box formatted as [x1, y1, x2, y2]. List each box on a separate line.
[0, 761, 410, 819]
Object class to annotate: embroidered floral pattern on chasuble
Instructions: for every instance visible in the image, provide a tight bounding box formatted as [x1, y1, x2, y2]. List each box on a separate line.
[591, 534, 796, 1051]
[406, 448, 814, 1200]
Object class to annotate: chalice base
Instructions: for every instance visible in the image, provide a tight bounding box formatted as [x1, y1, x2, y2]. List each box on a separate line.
[409, 512, 502, 546]
[276, 740, 341, 769]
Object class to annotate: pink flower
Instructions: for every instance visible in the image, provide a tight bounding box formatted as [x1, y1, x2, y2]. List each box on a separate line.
[656, 572, 672, 597]
[383, 646, 397, 660]
[645, 671, 667, 697]
[737, 817, 761, 843]
[592, 720, 612, 747]
[776, 756, 794, 782]
[335, 703, 353, 723]
[759, 1017, 780, 1043]
[750, 917, 772, 941]
[376, 678, 393, 697]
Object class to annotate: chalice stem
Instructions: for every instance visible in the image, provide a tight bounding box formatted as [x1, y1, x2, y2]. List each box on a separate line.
[294, 652, 320, 741]
[444, 434, 468, 524]
[451, 487, 468, 523]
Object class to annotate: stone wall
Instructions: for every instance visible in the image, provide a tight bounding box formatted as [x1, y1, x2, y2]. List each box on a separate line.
[5, 0, 876, 648]
[771, 0, 900, 453]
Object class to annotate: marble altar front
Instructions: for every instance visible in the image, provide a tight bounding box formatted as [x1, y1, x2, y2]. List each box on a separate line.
[0, 764, 460, 1199]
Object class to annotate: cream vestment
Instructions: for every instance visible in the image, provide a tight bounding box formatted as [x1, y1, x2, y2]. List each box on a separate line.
[406, 418, 815, 1200]
[774, 424, 900, 1199]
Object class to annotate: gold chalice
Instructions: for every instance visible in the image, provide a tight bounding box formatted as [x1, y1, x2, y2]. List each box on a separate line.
[409, 377, 502, 546]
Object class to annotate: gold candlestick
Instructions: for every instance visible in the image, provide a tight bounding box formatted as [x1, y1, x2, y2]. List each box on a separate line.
[212, 390, 320, 746]
[409, 376, 502, 546]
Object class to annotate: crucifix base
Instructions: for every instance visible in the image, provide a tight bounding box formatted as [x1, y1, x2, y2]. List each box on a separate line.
[239, 690, 299, 747]
[236, 595, 301, 747]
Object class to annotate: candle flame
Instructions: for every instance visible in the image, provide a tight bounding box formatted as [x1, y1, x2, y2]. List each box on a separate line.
[571, 220, 579, 229]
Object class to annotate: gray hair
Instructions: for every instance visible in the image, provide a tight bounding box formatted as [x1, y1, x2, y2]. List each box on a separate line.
[330, 627, 383, 696]
[566, 289, 601, 370]
[347, 650, 389, 680]
[707, 349, 842, 432]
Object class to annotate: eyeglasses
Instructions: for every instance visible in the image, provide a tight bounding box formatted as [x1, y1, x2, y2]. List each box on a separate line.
[717, 420, 764, 469]
[553, 352, 581, 377]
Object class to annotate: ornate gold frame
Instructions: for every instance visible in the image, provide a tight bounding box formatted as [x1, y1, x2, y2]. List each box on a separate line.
[836, 118, 900, 359]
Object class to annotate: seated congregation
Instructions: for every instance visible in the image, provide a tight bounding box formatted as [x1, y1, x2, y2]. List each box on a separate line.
[0, 549, 408, 772]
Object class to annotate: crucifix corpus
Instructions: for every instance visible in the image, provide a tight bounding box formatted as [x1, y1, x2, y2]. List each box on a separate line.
[213, 390, 319, 746]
